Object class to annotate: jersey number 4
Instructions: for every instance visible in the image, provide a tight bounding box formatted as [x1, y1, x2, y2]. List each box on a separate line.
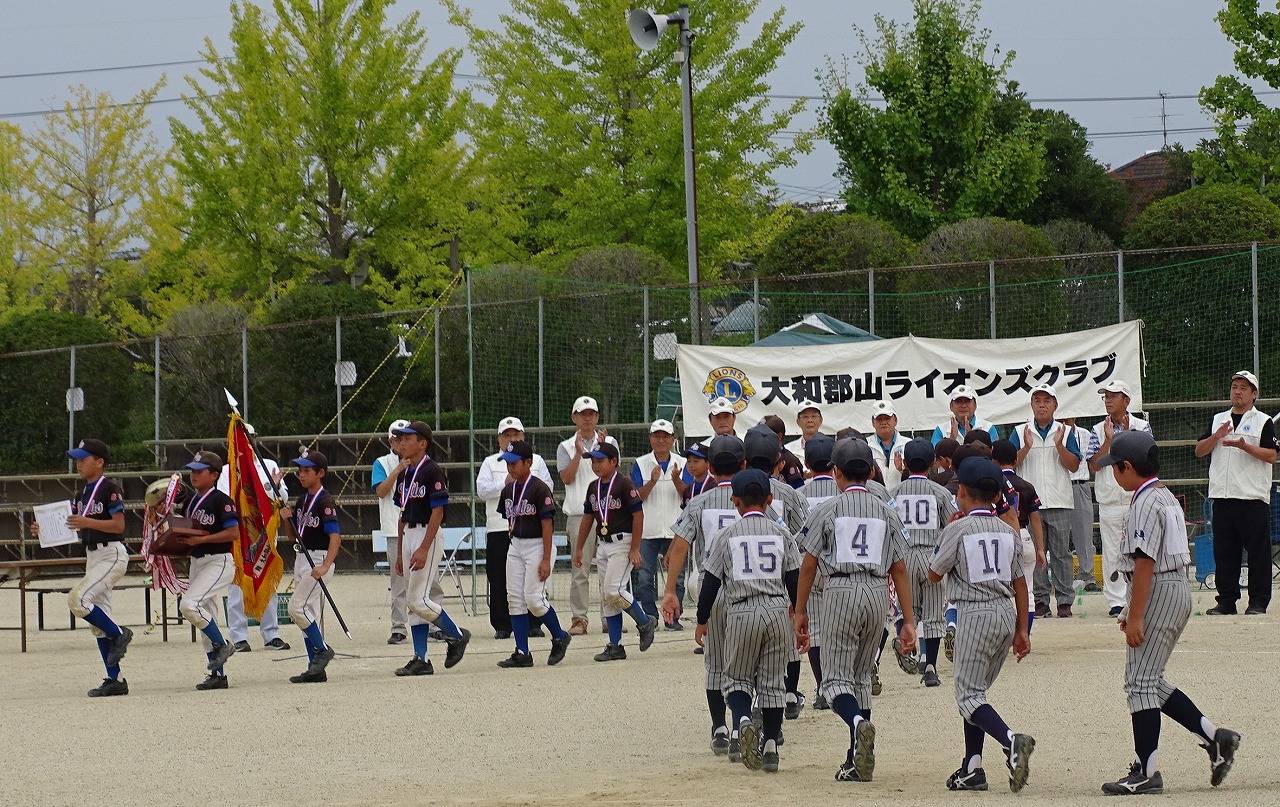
[833, 517, 887, 568]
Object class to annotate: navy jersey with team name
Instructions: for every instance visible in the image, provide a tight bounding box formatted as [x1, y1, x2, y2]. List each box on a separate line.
[183, 488, 239, 557]
[396, 456, 449, 526]
[499, 476, 557, 538]
[293, 488, 340, 551]
[75, 476, 125, 547]
[583, 473, 643, 534]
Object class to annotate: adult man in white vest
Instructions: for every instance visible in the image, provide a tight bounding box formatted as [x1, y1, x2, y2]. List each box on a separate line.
[783, 404, 824, 472]
[372, 420, 412, 644]
[929, 385, 999, 446]
[476, 416, 554, 639]
[629, 419, 686, 629]
[868, 400, 909, 489]
[1011, 383, 1083, 618]
[1086, 381, 1152, 617]
[1195, 370, 1278, 615]
[557, 396, 620, 635]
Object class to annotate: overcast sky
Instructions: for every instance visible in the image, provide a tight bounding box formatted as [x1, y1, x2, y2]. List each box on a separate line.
[0, 1, 1258, 206]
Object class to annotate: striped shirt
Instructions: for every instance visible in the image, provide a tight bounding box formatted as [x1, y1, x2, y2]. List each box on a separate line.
[672, 481, 739, 563]
[767, 477, 810, 533]
[1119, 479, 1191, 574]
[889, 474, 958, 548]
[801, 475, 840, 510]
[930, 509, 1023, 603]
[800, 486, 908, 577]
[702, 512, 802, 601]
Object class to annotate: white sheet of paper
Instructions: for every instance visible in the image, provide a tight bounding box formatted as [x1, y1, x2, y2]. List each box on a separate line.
[33, 501, 78, 548]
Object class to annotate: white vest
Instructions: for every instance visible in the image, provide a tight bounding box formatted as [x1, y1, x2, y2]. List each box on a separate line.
[1015, 419, 1074, 510]
[1208, 408, 1274, 502]
[558, 434, 619, 514]
[478, 451, 553, 533]
[634, 452, 682, 539]
[375, 453, 402, 534]
[868, 433, 908, 489]
[1092, 416, 1151, 507]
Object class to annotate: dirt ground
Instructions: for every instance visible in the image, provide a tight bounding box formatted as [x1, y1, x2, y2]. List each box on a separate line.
[1, 572, 1276, 807]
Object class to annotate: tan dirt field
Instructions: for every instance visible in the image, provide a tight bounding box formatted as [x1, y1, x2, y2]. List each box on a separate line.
[1, 572, 1276, 807]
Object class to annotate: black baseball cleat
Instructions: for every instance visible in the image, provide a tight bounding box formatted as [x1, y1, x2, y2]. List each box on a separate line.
[1007, 734, 1035, 793]
[727, 735, 742, 763]
[233, 640, 252, 653]
[527, 626, 546, 638]
[593, 643, 627, 662]
[785, 693, 806, 719]
[853, 720, 876, 781]
[711, 729, 730, 756]
[740, 723, 764, 771]
[892, 637, 917, 675]
[497, 651, 534, 669]
[1109, 606, 1124, 618]
[264, 637, 290, 650]
[1101, 762, 1163, 795]
[871, 665, 882, 696]
[547, 634, 571, 666]
[812, 692, 831, 710]
[87, 677, 128, 698]
[196, 673, 228, 691]
[493, 630, 511, 640]
[921, 666, 941, 687]
[388, 632, 408, 644]
[208, 642, 235, 672]
[395, 657, 434, 676]
[944, 624, 956, 662]
[444, 628, 471, 669]
[638, 618, 657, 651]
[290, 669, 327, 684]
[947, 767, 989, 791]
[1204, 728, 1240, 787]
[106, 626, 133, 667]
[762, 749, 779, 773]
[308, 646, 336, 675]
[834, 761, 866, 782]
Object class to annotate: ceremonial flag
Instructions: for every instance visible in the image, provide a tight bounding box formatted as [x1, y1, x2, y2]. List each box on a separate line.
[227, 412, 284, 619]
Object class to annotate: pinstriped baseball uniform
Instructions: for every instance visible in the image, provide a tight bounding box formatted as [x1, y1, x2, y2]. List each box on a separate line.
[702, 512, 802, 709]
[929, 509, 1024, 719]
[767, 477, 809, 665]
[673, 481, 740, 690]
[890, 474, 958, 639]
[801, 475, 840, 648]
[801, 485, 908, 707]
[1118, 478, 1193, 713]
[867, 478, 890, 503]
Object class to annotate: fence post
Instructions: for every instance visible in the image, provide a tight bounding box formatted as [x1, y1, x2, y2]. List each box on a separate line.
[1253, 241, 1260, 376]
[988, 261, 997, 339]
[752, 278, 760, 343]
[68, 346, 76, 473]
[643, 286, 651, 420]
[335, 317, 343, 435]
[241, 327, 249, 421]
[867, 268, 876, 336]
[1117, 250, 1125, 323]
[153, 336, 161, 463]
[434, 309, 442, 430]
[465, 267, 478, 613]
[538, 297, 545, 428]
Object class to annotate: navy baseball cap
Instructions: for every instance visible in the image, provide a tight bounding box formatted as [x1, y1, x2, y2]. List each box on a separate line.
[499, 440, 534, 463]
[831, 437, 874, 476]
[185, 450, 223, 471]
[731, 468, 771, 498]
[685, 441, 708, 459]
[291, 449, 329, 470]
[804, 433, 835, 467]
[957, 457, 1004, 492]
[744, 424, 780, 462]
[67, 438, 109, 461]
[708, 434, 746, 466]
[1094, 430, 1157, 469]
[903, 438, 934, 466]
[393, 420, 432, 441]
[586, 443, 619, 461]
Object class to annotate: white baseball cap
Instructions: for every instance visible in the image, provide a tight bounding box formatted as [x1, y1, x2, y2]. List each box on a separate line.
[1232, 370, 1259, 390]
[870, 400, 895, 419]
[497, 416, 524, 433]
[388, 419, 410, 439]
[572, 396, 599, 414]
[1030, 382, 1057, 399]
[949, 385, 977, 402]
[1097, 379, 1132, 397]
[708, 397, 736, 416]
[649, 419, 675, 434]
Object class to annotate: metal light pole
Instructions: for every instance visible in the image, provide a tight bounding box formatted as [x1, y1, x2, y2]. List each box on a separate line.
[629, 5, 701, 344]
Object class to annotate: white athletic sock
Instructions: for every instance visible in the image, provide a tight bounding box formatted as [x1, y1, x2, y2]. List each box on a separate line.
[1143, 750, 1158, 778]
[764, 740, 777, 753]
[1201, 717, 1217, 740]
[966, 754, 982, 773]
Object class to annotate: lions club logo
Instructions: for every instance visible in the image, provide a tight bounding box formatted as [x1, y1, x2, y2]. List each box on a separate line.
[702, 367, 756, 414]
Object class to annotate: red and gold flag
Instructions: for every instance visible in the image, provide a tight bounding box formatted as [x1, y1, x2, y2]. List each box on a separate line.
[227, 412, 284, 619]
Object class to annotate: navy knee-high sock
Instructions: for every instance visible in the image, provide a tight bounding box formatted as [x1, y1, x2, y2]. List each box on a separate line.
[706, 689, 727, 732]
[1133, 709, 1161, 777]
[970, 704, 1013, 750]
[785, 660, 801, 696]
[1161, 689, 1213, 743]
[762, 707, 784, 743]
[832, 694, 862, 760]
[924, 637, 941, 667]
[963, 718, 985, 772]
[807, 646, 823, 686]
[726, 691, 752, 731]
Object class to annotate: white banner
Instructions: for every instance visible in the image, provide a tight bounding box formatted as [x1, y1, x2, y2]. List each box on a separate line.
[676, 322, 1143, 436]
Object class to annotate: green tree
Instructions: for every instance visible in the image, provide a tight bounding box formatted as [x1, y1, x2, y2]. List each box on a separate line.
[0, 122, 40, 314]
[172, 0, 512, 305]
[821, 0, 1046, 240]
[447, 0, 808, 273]
[1123, 184, 1280, 249]
[1196, 0, 1280, 190]
[23, 82, 173, 325]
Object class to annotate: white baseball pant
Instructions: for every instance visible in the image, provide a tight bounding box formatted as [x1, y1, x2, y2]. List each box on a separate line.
[402, 525, 445, 626]
[288, 548, 335, 629]
[596, 535, 636, 617]
[181, 553, 236, 652]
[68, 542, 128, 637]
[507, 536, 552, 618]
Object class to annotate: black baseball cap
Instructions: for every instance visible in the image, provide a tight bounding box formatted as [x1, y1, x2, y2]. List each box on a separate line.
[185, 450, 224, 471]
[68, 438, 109, 461]
[393, 420, 433, 441]
[1094, 430, 1157, 469]
[951, 444, 992, 472]
[708, 434, 746, 466]
[963, 429, 993, 447]
[903, 438, 935, 467]
[291, 449, 329, 470]
[744, 424, 781, 462]
[586, 443, 619, 461]
[685, 441, 708, 459]
[804, 433, 835, 467]
[731, 468, 771, 498]
[990, 438, 1018, 466]
[957, 457, 1004, 493]
[831, 437, 874, 476]
[500, 440, 534, 463]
